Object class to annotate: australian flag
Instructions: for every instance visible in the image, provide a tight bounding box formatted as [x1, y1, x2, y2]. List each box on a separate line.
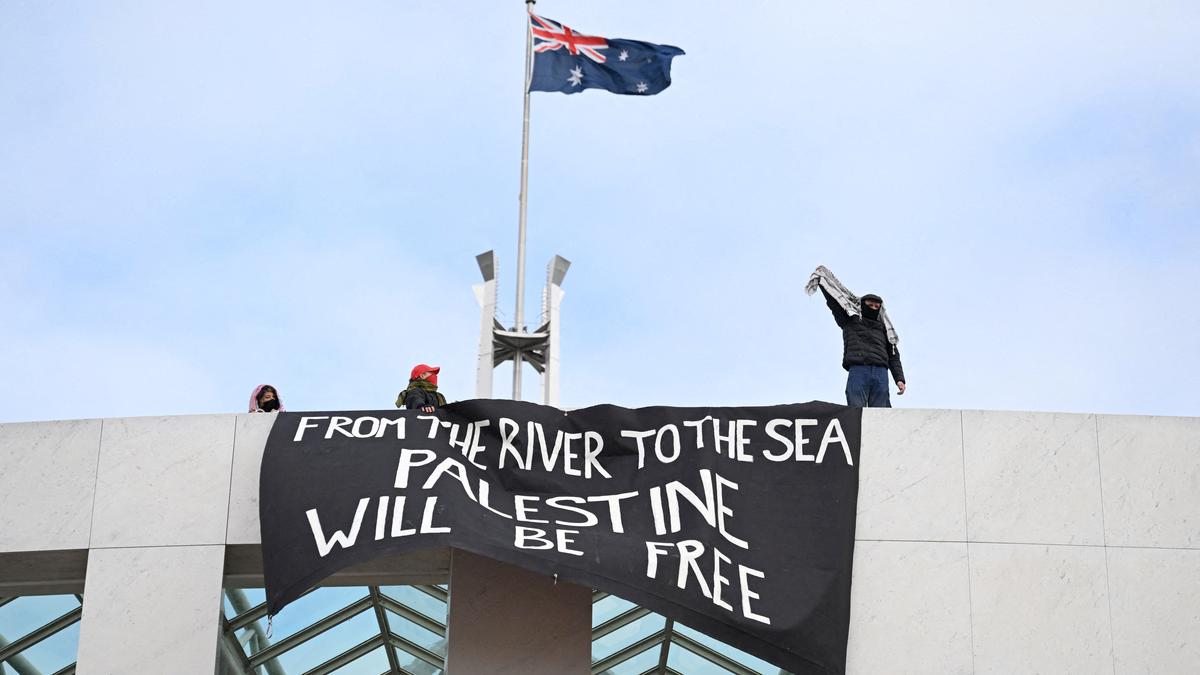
[527, 14, 684, 96]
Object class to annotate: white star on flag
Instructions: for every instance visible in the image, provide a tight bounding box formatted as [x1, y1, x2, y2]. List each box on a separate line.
[636, 82, 648, 93]
[619, 50, 629, 61]
[568, 65, 583, 86]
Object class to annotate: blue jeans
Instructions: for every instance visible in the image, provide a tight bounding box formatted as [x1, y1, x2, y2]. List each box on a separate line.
[846, 365, 891, 408]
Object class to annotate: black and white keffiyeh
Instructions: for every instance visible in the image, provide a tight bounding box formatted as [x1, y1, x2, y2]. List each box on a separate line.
[805, 265, 899, 346]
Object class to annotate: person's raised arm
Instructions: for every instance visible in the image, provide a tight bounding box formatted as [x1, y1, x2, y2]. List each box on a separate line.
[820, 285, 851, 327]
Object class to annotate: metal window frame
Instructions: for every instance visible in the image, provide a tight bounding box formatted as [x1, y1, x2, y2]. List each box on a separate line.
[0, 594, 83, 675]
[220, 585, 449, 675]
[2, 583, 773, 675]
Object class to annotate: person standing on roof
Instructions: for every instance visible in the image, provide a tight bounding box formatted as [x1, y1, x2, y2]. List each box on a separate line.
[397, 364, 447, 413]
[249, 384, 284, 413]
[806, 266, 906, 408]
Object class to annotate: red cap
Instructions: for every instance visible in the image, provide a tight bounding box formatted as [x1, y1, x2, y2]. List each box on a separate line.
[410, 364, 440, 386]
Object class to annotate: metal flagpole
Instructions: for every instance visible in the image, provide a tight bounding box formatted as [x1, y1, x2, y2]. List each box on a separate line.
[513, 0, 536, 400]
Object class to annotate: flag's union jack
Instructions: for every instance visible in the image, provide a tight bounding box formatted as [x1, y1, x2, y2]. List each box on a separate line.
[530, 14, 609, 63]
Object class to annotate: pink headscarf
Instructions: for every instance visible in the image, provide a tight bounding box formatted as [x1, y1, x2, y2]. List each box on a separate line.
[249, 384, 285, 413]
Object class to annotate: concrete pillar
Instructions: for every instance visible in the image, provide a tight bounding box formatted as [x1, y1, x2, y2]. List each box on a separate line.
[473, 251, 499, 399]
[76, 544, 226, 674]
[541, 255, 570, 407]
[444, 550, 591, 674]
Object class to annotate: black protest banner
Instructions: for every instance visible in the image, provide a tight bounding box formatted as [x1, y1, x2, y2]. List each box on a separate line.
[260, 400, 861, 675]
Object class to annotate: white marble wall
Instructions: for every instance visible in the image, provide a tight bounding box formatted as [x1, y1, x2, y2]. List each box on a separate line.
[226, 413, 277, 545]
[850, 408, 1200, 675]
[0, 419, 101, 552]
[75, 545, 227, 675]
[0, 409, 1198, 674]
[90, 414, 236, 548]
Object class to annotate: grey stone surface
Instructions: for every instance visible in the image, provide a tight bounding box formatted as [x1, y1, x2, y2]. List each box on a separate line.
[969, 542, 1113, 674]
[1098, 414, 1200, 548]
[76, 544, 226, 675]
[1108, 546, 1200, 674]
[90, 414, 235, 548]
[857, 408, 967, 541]
[963, 411, 1105, 545]
[846, 540, 973, 674]
[0, 419, 101, 552]
[226, 413, 278, 545]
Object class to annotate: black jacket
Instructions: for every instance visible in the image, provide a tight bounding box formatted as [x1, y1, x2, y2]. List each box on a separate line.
[822, 287, 906, 383]
[396, 387, 447, 410]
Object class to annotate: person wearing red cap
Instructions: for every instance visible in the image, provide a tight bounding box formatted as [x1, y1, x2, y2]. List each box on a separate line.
[396, 364, 447, 413]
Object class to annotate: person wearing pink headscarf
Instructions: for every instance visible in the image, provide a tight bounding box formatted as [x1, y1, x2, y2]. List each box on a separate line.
[395, 364, 446, 413]
[249, 384, 284, 413]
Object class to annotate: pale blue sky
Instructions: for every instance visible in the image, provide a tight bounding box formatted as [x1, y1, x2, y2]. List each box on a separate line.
[2, 1, 1198, 423]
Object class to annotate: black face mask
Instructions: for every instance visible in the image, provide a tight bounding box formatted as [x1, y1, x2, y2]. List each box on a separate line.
[860, 302, 880, 321]
[260, 398, 280, 412]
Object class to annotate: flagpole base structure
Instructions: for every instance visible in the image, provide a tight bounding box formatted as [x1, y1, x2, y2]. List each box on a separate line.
[472, 251, 570, 404]
[444, 550, 591, 674]
[472, 251, 500, 398]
